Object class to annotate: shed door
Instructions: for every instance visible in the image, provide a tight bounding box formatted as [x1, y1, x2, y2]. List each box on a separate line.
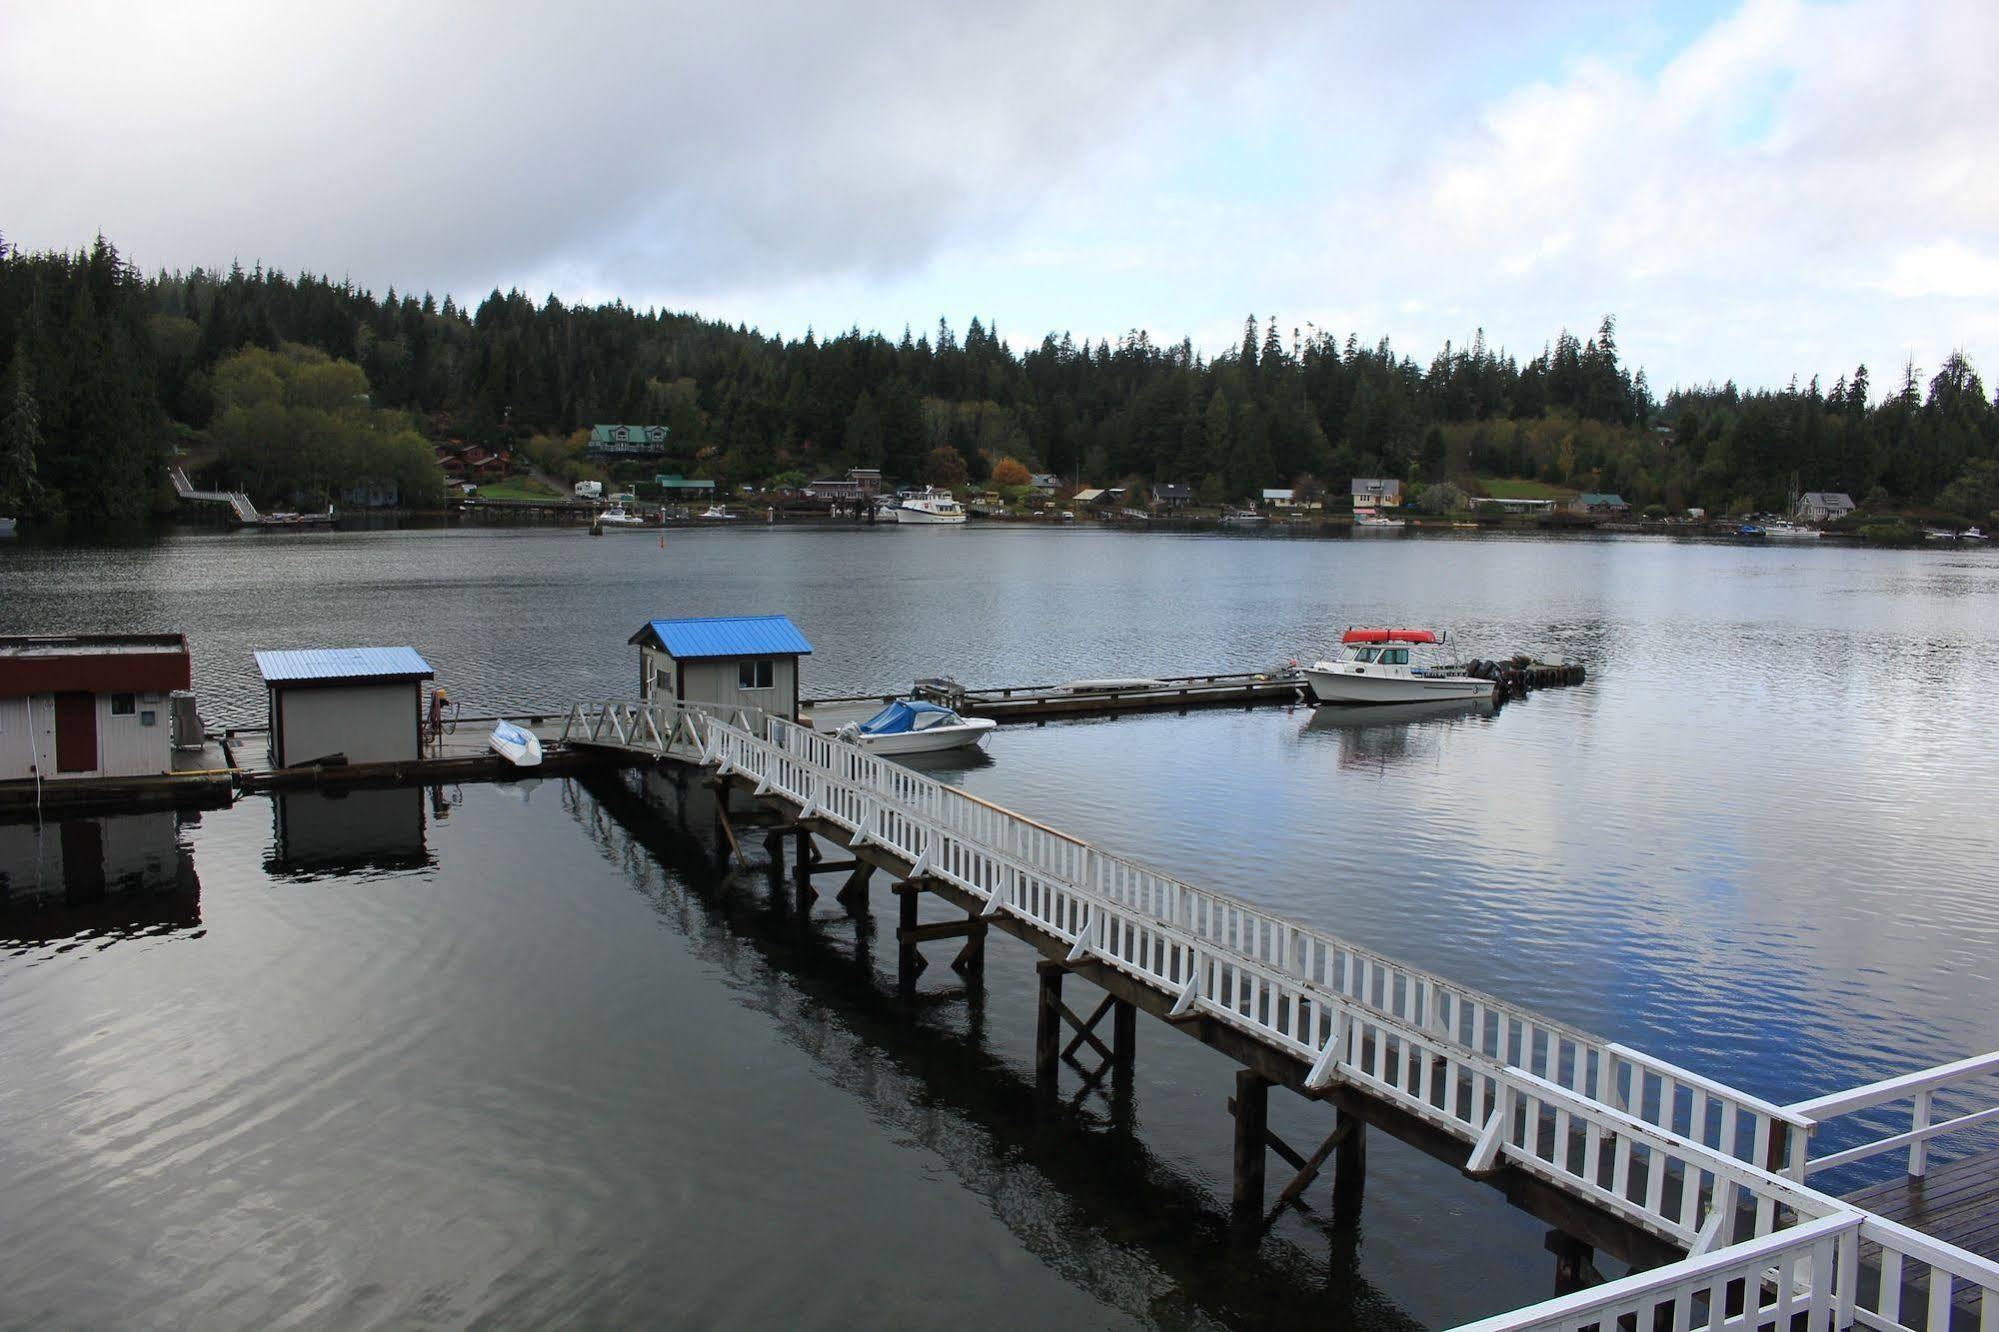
[54, 692, 97, 773]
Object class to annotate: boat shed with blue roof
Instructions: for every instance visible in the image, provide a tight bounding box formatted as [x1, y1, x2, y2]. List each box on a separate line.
[254, 646, 435, 768]
[629, 616, 812, 720]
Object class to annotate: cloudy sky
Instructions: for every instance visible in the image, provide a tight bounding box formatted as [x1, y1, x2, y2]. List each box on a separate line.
[3, 0, 1992, 394]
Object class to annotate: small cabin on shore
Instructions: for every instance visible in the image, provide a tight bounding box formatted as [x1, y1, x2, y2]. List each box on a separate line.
[0, 634, 194, 780]
[630, 616, 813, 721]
[255, 647, 434, 768]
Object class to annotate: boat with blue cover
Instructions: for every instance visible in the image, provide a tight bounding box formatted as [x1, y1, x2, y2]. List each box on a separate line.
[834, 699, 996, 754]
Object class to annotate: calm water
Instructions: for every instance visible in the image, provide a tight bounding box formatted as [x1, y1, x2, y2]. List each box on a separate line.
[3, 523, 1998, 1329]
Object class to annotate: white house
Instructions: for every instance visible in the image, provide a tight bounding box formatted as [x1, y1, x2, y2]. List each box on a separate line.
[1352, 478, 1403, 508]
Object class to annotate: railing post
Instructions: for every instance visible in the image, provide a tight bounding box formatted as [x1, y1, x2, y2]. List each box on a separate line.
[1909, 1090, 1932, 1177]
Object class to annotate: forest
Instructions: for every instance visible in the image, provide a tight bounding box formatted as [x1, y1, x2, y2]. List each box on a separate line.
[2, 233, 1997, 526]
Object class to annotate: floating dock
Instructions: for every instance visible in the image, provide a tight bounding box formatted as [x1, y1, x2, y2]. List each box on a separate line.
[909, 669, 1306, 720]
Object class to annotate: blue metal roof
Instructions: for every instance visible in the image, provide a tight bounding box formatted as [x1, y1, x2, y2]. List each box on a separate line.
[633, 616, 813, 660]
[255, 646, 435, 683]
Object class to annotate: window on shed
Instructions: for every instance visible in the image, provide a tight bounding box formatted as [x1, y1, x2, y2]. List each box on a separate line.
[111, 693, 137, 715]
[738, 659, 775, 690]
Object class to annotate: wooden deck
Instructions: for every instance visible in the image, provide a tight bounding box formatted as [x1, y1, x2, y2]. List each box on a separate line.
[1843, 1149, 1999, 1263]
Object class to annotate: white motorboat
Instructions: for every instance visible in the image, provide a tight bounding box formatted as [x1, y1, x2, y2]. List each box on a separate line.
[699, 504, 737, 521]
[488, 720, 544, 767]
[1301, 628, 1497, 705]
[1353, 508, 1405, 530]
[597, 504, 649, 528]
[1964, 527, 1989, 542]
[1924, 526, 1958, 541]
[1219, 509, 1266, 527]
[835, 699, 996, 753]
[895, 488, 967, 524]
[1761, 520, 1820, 540]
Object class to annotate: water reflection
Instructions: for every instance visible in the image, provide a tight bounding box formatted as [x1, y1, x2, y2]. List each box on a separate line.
[266, 788, 433, 877]
[576, 768, 1432, 1330]
[1301, 698, 1498, 770]
[0, 810, 201, 946]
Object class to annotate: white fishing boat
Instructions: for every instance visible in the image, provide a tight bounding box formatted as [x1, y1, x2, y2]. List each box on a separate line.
[1963, 527, 1989, 542]
[1353, 508, 1405, 530]
[895, 488, 967, 524]
[699, 504, 738, 521]
[1301, 628, 1497, 705]
[1219, 509, 1266, 527]
[1761, 520, 1820, 540]
[596, 504, 649, 528]
[835, 699, 996, 754]
[488, 720, 543, 767]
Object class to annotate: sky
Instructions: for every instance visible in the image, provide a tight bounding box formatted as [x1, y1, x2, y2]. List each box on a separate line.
[2, 0, 1993, 395]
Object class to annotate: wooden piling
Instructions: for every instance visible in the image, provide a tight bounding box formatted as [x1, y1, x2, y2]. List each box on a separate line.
[1232, 1069, 1272, 1224]
[1035, 961, 1065, 1105]
[1332, 1110, 1366, 1225]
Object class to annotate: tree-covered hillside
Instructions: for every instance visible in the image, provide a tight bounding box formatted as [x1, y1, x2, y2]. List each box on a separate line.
[3, 234, 1996, 525]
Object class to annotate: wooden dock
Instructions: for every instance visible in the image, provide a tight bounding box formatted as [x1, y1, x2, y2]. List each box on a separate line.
[563, 698, 1999, 1331]
[1842, 1148, 1999, 1262]
[906, 669, 1305, 720]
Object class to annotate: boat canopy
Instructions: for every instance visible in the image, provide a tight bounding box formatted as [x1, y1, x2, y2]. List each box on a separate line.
[1342, 628, 1440, 645]
[859, 700, 963, 735]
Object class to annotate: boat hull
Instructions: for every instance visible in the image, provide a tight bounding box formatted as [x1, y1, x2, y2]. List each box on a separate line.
[894, 508, 966, 524]
[488, 723, 544, 767]
[1301, 667, 1494, 705]
[854, 719, 995, 753]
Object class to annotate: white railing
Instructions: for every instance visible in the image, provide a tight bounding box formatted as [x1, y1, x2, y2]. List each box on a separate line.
[1852, 1213, 1999, 1331]
[1789, 1050, 1999, 1180]
[1453, 1212, 1859, 1332]
[639, 703, 1999, 1331]
[699, 710, 1824, 1250]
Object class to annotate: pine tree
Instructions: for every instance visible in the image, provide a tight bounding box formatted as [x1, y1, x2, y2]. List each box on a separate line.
[0, 342, 47, 516]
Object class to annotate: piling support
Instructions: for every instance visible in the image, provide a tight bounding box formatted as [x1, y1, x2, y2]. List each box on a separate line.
[1035, 961, 1065, 1107]
[1547, 1230, 1602, 1295]
[1332, 1110, 1367, 1226]
[896, 880, 926, 998]
[1112, 997, 1137, 1073]
[1232, 1069, 1272, 1229]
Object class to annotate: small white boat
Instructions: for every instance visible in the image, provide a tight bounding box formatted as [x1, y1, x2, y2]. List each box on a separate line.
[1219, 509, 1266, 527]
[835, 699, 996, 754]
[895, 488, 967, 524]
[597, 504, 649, 528]
[1353, 508, 1405, 530]
[1761, 520, 1820, 540]
[1963, 527, 1989, 542]
[488, 720, 544, 767]
[699, 504, 737, 521]
[1924, 527, 1958, 541]
[1302, 628, 1496, 705]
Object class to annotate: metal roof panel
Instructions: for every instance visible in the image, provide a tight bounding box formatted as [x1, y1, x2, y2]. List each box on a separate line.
[255, 646, 435, 683]
[639, 616, 813, 660]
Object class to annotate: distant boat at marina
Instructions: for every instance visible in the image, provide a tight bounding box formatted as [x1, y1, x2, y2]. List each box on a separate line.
[1761, 520, 1820, 540]
[1924, 526, 1958, 541]
[1964, 527, 1989, 541]
[1302, 628, 1495, 705]
[698, 504, 737, 521]
[1219, 509, 1265, 527]
[894, 488, 967, 524]
[1353, 508, 1405, 530]
[596, 504, 650, 528]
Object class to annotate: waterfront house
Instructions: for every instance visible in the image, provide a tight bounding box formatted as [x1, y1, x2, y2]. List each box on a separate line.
[1029, 473, 1062, 494]
[1571, 493, 1630, 515]
[1262, 488, 1296, 508]
[654, 475, 717, 496]
[255, 647, 435, 768]
[1795, 491, 1855, 523]
[630, 616, 813, 721]
[807, 476, 860, 500]
[845, 468, 883, 496]
[1153, 483, 1192, 509]
[0, 634, 193, 781]
[587, 425, 671, 459]
[1351, 478, 1403, 508]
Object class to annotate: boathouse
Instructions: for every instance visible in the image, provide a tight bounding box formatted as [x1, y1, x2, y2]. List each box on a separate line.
[629, 616, 812, 721]
[0, 634, 193, 780]
[255, 647, 434, 768]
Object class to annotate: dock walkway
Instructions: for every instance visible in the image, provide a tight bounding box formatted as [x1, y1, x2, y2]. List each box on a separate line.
[564, 699, 1999, 1332]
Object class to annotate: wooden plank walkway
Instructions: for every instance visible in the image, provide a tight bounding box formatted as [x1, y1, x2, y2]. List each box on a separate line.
[1843, 1149, 1999, 1263]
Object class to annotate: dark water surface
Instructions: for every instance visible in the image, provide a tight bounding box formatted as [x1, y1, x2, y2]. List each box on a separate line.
[4, 524, 1998, 1328]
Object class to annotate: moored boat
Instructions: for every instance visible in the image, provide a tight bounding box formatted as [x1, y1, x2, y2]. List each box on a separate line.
[834, 699, 996, 753]
[597, 503, 650, 528]
[1761, 520, 1820, 540]
[1353, 508, 1405, 530]
[895, 488, 967, 524]
[698, 504, 737, 521]
[1301, 628, 1497, 705]
[1219, 509, 1266, 528]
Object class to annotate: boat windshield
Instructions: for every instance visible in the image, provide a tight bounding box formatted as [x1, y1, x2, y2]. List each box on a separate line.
[859, 700, 963, 735]
[1348, 646, 1379, 663]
